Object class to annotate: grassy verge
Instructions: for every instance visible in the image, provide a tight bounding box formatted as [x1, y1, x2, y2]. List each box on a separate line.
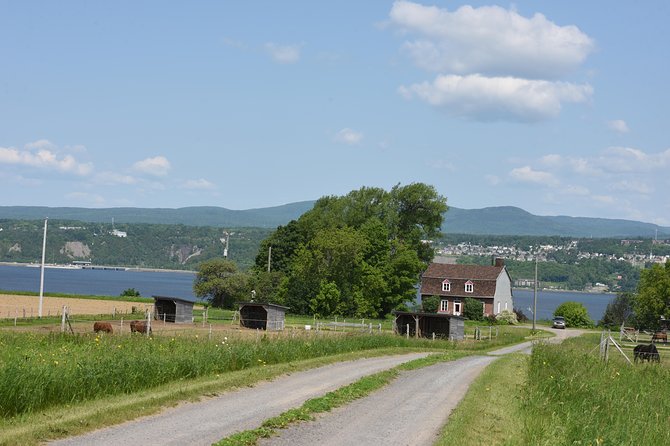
[0, 347, 437, 446]
[522, 336, 670, 445]
[436, 354, 527, 446]
[215, 353, 462, 446]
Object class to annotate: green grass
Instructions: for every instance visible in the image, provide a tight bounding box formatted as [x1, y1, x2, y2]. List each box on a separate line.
[215, 353, 462, 446]
[436, 354, 527, 446]
[0, 331, 464, 418]
[522, 336, 670, 445]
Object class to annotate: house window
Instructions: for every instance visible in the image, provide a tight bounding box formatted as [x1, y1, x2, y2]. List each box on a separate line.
[497, 301, 501, 314]
[465, 280, 474, 293]
[440, 299, 448, 313]
[441, 280, 451, 292]
[453, 300, 462, 316]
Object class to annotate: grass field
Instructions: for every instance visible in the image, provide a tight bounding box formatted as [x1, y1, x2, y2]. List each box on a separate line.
[438, 334, 670, 445]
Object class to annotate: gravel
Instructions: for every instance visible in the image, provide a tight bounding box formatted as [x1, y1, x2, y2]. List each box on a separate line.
[49, 352, 431, 446]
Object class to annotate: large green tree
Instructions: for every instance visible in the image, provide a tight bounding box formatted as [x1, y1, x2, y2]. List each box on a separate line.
[257, 183, 447, 317]
[193, 259, 250, 308]
[634, 261, 670, 329]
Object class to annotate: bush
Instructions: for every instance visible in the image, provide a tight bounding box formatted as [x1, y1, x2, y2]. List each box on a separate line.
[463, 297, 484, 321]
[554, 301, 594, 328]
[120, 288, 141, 297]
[496, 309, 518, 325]
[421, 295, 440, 313]
[513, 307, 529, 322]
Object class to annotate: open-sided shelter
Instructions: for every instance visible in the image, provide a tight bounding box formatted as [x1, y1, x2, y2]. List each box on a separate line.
[392, 311, 465, 340]
[153, 295, 195, 324]
[238, 302, 288, 331]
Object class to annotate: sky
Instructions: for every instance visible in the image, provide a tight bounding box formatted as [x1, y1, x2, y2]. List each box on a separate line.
[1, 1, 669, 225]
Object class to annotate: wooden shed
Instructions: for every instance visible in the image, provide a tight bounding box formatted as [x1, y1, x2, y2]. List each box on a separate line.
[238, 302, 288, 331]
[392, 311, 465, 340]
[153, 295, 195, 324]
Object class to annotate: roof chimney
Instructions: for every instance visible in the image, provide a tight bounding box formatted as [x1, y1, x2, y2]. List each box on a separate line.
[494, 258, 505, 267]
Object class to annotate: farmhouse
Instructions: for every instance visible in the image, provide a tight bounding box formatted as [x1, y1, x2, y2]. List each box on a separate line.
[153, 295, 195, 323]
[393, 311, 465, 340]
[420, 258, 513, 317]
[238, 302, 288, 331]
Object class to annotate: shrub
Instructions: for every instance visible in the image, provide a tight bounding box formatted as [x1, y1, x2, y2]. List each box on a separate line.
[496, 310, 518, 325]
[463, 297, 484, 321]
[553, 301, 594, 328]
[421, 295, 440, 313]
[513, 307, 529, 322]
[120, 288, 141, 297]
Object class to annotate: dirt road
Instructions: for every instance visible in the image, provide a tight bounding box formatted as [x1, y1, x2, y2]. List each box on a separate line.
[258, 329, 585, 446]
[49, 353, 431, 446]
[50, 329, 584, 446]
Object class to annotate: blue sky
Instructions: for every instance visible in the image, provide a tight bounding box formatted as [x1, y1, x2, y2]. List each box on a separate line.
[1, 1, 668, 226]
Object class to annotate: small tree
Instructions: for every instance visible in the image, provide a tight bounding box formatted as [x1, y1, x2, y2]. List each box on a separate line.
[193, 258, 250, 308]
[463, 297, 484, 321]
[120, 288, 141, 297]
[554, 301, 594, 328]
[421, 295, 440, 313]
[599, 292, 636, 328]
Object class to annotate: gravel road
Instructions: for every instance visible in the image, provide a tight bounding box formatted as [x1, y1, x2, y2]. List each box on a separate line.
[49, 353, 431, 446]
[258, 329, 585, 446]
[258, 355, 497, 446]
[51, 329, 584, 446]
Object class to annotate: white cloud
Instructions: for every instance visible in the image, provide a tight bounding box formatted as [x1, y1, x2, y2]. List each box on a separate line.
[609, 180, 654, 195]
[0, 140, 93, 176]
[182, 178, 216, 190]
[94, 171, 138, 186]
[539, 154, 564, 167]
[509, 166, 558, 185]
[591, 195, 616, 205]
[485, 174, 501, 186]
[265, 43, 301, 64]
[132, 156, 171, 176]
[335, 128, 363, 145]
[608, 119, 630, 134]
[596, 147, 670, 173]
[399, 74, 592, 122]
[389, 1, 594, 79]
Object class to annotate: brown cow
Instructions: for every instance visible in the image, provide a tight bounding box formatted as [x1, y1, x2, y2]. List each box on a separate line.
[93, 321, 113, 334]
[129, 320, 152, 334]
[652, 331, 667, 343]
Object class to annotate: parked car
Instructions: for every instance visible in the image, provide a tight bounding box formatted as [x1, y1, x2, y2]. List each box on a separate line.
[552, 316, 566, 329]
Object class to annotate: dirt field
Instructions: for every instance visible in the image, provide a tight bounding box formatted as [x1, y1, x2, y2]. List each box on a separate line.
[0, 293, 153, 318]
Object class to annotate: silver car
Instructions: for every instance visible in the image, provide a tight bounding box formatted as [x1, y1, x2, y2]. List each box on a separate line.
[552, 316, 566, 329]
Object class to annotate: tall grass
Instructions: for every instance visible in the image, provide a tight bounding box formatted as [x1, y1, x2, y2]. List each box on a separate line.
[0, 331, 444, 417]
[523, 336, 670, 445]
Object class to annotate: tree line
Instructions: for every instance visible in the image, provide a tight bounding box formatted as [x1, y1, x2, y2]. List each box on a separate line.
[194, 183, 447, 318]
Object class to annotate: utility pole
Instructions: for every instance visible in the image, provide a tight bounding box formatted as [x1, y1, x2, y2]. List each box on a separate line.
[38, 217, 48, 318]
[267, 245, 272, 272]
[532, 254, 538, 331]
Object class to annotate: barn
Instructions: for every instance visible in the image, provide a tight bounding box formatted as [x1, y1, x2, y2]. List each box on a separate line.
[153, 295, 195, 324]
[392, 311, 465, 340]
[238, 302, 288, 331]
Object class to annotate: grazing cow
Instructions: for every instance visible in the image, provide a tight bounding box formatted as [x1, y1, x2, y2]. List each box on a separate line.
[130, 320, 152, 334]
[93, 321, 113, 334]
[633, 344, 660, 363]
[651, 331, 667, 343]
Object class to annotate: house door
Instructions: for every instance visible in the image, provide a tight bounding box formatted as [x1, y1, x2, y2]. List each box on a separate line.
[453, 300, 462, 316]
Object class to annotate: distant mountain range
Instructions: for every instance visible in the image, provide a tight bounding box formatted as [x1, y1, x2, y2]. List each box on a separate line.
[1, 204, 668, 238]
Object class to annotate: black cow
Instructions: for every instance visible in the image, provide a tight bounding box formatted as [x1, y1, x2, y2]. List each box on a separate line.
[633, 344, 660, 363]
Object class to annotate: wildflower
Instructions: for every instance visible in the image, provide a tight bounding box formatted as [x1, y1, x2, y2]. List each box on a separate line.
[54, 361, 59, 366]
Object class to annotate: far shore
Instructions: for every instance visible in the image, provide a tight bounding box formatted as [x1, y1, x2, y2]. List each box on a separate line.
[0, 261, 195, 274]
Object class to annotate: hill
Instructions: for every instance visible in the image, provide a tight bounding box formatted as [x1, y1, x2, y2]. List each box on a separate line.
[0, 204, 668, 238]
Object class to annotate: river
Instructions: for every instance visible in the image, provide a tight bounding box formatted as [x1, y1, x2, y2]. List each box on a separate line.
[0, 264, 615, 321]
[0, 264, 196, 300]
